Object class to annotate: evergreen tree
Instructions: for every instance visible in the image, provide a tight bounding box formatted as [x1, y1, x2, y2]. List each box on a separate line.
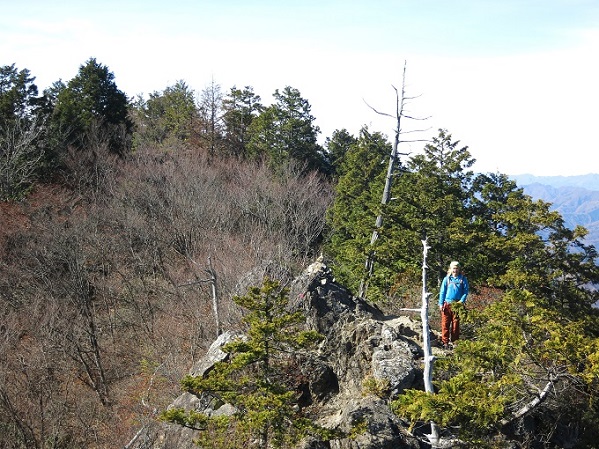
[394, 287, 599, 447]
[0, 64, 40, 129]
[247, 86, 326, 173]
[381, 136, 599, 447]
[0, 64, 46, 199]
[37, 80, 65, 123]
[131, 80, 197, 150]
[327, 127, 599, 308]
[467, 171, 599, 314]
[161, 278, 333, 449]
[221, 85, 263, 157]
[383, 129, 476, 285]
[328, 128, 478, 301]
[326, 127, 391, 298]
[51, 58, 132, 157]
[324, 128, 357, 179]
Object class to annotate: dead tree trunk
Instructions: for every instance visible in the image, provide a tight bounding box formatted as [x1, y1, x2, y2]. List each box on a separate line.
[359, 61, 427, 298]
[206, 256, 220, 336]
[420, 238, 441, 444]
[358, 66, 407, 298]
[179, 256, 221, 338]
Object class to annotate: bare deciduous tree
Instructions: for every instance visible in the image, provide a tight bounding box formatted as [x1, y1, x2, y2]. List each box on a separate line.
[0, 141, 333, 448]
[0, 117, 45, 200]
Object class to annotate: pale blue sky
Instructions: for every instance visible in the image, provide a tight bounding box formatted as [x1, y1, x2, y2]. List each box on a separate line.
[2, 0, 599, 175]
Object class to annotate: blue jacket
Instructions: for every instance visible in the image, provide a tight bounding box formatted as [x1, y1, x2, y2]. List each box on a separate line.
[439, 274, 469, 306]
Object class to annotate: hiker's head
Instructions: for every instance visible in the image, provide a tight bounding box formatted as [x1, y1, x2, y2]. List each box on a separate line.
[448, 261, 461, 275]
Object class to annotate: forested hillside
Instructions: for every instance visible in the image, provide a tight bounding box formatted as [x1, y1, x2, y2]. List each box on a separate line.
[2, 59, 599, 448]
[0, 150, 333, 448]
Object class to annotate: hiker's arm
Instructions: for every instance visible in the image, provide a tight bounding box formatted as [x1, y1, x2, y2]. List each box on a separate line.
[439, 277, 447, 308]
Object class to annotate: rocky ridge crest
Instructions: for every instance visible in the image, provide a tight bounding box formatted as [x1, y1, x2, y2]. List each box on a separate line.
[127, 260, 429, 448]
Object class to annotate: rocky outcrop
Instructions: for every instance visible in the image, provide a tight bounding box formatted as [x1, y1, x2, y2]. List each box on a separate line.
[127, 260, 429, 448]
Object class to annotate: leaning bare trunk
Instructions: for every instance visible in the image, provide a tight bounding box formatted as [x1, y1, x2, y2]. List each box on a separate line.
[359, 64, 407, 298]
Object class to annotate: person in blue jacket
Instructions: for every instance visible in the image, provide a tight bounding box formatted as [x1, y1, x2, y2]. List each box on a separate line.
[439, 261, 469, 349]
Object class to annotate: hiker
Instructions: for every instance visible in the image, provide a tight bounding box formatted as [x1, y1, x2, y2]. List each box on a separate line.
[439, 261, 469, 349]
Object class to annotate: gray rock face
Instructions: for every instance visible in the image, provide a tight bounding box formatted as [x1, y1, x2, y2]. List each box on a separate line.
[190, 330, 244, 377]
[127, 261, 425, 449]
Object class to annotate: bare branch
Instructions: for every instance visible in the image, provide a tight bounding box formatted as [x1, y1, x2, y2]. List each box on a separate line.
[401, 127, 432, 134]
[363, 99, 395, 118]
[499, 374, 568, 427]
[398, 138, 431, 144]
[178, 279, 213, 287]
[403, 114, 432, 121]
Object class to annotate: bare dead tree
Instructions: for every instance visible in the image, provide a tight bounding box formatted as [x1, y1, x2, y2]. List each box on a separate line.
[499, 372, 569, 428]
[359, 61, 429, 298]
[420, 238, 442, 445]
[179, 256, 221, 338]
[396, 237, 443, 445]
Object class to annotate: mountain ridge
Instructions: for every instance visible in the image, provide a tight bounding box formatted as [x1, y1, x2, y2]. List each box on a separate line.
[510, 174, 599, 248]
[510, 173, 599, 191]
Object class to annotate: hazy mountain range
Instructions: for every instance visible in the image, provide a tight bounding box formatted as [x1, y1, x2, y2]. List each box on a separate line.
[510, 174, 599, 248]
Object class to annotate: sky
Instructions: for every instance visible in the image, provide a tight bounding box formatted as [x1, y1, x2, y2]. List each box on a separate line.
[2, 0, 599, 176]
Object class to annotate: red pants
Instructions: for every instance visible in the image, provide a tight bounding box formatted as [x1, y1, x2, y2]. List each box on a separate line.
[441, 303, 460, 344]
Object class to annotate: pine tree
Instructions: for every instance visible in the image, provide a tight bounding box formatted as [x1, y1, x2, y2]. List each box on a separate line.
[131, 80, 197, 150]
[51, 58, 132, 157]
[382, 129, 476, 285]
[161, 278, 334, 449]
[221, 86, 263, 157]
[393, 287, 599, 446]
[0, 64, 40, 129]
[247, 86, 326, 173]
[324, 128, 357, 180]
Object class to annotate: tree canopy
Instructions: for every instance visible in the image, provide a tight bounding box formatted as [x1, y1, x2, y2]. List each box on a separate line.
[51, 58, 132, 157]
[131, 80, 197, 150]
[221, 85, 264, 158]
[0, 64, 45, 199]
[0, 64, 40, 129]
[247, 86, 327, 174]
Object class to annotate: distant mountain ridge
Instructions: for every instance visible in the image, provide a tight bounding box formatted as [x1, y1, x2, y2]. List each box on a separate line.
[511, 173, 599, 191]
[510, 174, 599, 248]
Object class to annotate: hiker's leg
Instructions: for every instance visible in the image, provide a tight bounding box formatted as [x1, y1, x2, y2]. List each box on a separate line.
[441, 306, 451, 344]
[451, 311, 460, 342]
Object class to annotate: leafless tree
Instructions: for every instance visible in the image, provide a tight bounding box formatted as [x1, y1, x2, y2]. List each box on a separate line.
[197, 78, 224, 156]
[0, 139, 333, 447]
[0, 117, 45, 200]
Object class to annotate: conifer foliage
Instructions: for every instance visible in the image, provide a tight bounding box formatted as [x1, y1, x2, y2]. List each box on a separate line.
[394, 288, 599, 446]
[161, 278, 332, 449]
[51, 58, 132, 157]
